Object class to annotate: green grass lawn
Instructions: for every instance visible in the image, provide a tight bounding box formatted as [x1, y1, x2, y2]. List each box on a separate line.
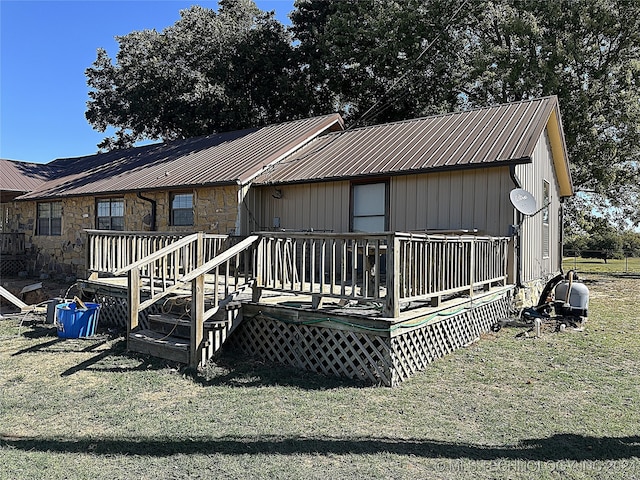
[563, 255, 640, 275]
[1, 274, 639, 479]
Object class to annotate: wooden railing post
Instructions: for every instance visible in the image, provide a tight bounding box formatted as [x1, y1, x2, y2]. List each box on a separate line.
[384, 234, 401, 318]
[503, 238, 509, 285]
[191, 273, 205, 367]
[127, 268, 140, 350]
[252, 237, 264, 303]
[190, 232, 205, 367]
[469, 238, 475, 298]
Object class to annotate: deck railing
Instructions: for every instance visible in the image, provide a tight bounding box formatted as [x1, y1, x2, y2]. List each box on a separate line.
[254, 232, 510, 317]
[85, 230, 509, 363]
[254, 231, 389, 300]
[86, 230, 228, 276]
[107, 232, 259, 366]
[0, 232, 25, 255]
[396, 233, 509, 302]
[88, 230, 509, 353]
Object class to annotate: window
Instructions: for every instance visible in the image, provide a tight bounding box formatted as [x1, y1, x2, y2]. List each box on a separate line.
[351, 182, 388, 232]
[97, 198, 125, 230]
[37, 202, 62, 236]
[171, 193, 194, 226]
[542, 180, 550, 258]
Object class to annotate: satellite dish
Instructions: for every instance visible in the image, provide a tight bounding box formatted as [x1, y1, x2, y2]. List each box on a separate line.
[510, 188, 537, 216]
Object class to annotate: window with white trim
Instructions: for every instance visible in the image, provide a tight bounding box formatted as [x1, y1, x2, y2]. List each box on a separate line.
[37, 202, 62, 236]
[351, 182, 387, 232]
[171, 192, 194, 226]
[97, 198, 125, 230]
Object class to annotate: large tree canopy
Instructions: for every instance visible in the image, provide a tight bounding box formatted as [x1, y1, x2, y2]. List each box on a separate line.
[85, 0, 305, 150]
[290, 0, 468, 125]
[86, 0, 640, 225]
[457, 0, 640, 226]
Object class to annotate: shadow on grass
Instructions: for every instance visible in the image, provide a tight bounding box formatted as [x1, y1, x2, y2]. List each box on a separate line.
[10, 337, 63, 356]
[0, 433, 638, 462]
[191, 349, 370, 390]
[8, 327, 356, 388]
[12, 333, 113, 357]
[8, 331, 178, 376]
[60, 339, 193, 376]
[55, 345, 364, 388]
[20, 324, 58, 339]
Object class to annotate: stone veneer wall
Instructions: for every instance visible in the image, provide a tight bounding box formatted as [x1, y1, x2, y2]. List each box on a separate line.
[6, 185, 240, 279]
[513, 275, 557, 310]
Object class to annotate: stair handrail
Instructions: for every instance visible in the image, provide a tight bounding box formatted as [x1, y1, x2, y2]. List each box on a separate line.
[180, 235, 259, 285]
[113, 233, 199, 276]
[137, 234, 259, 312]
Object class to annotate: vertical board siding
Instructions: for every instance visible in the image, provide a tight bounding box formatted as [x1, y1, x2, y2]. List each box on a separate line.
[461, 174, 476, 229]
[449, 173, 463, 229]
[437, 172, 452, 229]
[515, 130, 562, 282]
[390, 168, 512, 236]
[250, 181, 350, 233]
[253, 168, 513, 238]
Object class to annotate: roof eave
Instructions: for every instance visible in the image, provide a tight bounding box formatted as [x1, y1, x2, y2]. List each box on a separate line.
[546, 103, 574, 197]
[13, 180, 241, 202]
[253, 157, 531, 187]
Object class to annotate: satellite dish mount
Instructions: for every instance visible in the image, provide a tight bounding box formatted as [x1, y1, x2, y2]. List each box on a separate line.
[509, 188, 537, 216]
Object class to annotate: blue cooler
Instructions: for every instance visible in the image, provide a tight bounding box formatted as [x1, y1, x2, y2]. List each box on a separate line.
[56, 302, 100, 338]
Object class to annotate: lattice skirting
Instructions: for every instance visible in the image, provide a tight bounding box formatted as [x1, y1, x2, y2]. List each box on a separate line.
[389, 293, 513, 385]
[230, 315, 394, 385]
[82, 292, 161, 330]
[1, 257, 26, 276]
[231, 291, 512, 387]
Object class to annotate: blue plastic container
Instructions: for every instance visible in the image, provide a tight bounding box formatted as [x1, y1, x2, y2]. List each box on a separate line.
[56, 302, 101, 338]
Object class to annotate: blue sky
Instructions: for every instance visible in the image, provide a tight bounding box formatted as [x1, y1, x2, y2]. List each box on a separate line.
[0, 0, 295, 164]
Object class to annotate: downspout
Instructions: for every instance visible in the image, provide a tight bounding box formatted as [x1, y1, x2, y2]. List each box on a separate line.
[559, 198, 565, 275]
[509, 165, 524, 288]
[137, 192, 157, 231]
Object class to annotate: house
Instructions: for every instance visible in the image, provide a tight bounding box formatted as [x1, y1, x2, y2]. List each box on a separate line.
[246, 95, 573, 299]
[5, 97, 571, 291]
[2, 96, 574, 385]
[5, 114, 343, 277]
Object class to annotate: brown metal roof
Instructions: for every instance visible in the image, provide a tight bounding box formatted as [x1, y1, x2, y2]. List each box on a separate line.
[254, 97, 561, 185]
[18, 114, 344, 200]
[0, 159, 52, 200]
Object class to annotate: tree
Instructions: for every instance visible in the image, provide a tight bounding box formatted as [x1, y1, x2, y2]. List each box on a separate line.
[290, 0, 468, 125]
[85, 0, 305, 150]
[85, 0, 640, 230]
[459, 0, 640, 227]
[292, 0, 640, 225]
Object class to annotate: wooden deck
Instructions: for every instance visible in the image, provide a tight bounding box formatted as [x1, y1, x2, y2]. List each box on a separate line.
[80, 230, 513, 385]
[79, 273, 510, 331]
[80, 273, 513, 385]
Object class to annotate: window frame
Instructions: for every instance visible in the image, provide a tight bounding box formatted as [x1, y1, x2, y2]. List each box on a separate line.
[170, 192, 194, 227]
[37, 201, 62, 236]
[350, 180, 389, 233]
[542, 180, 550, 259]
[96, 198, 125, 231]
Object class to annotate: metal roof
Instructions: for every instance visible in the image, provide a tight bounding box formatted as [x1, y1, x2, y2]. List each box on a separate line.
[18, 114, 344, 200]
[0, 159, 52, 199]
[254, 96, 565, 185]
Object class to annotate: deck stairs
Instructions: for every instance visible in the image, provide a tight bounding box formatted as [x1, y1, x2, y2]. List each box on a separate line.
[115, 233, 259, 367]
[128, 299, 245, 364]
